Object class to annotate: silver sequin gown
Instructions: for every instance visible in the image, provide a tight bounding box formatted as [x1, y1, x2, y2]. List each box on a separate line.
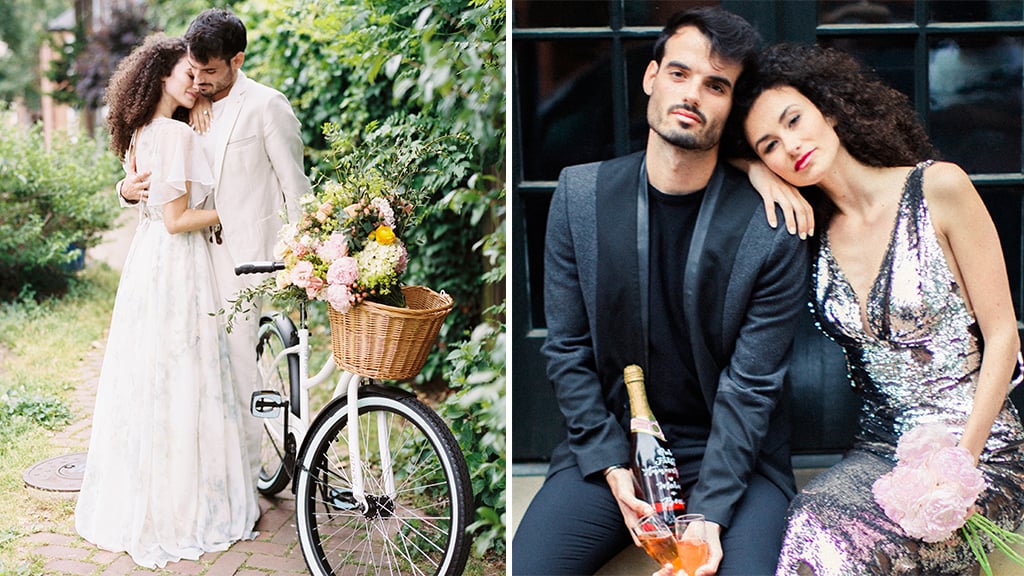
[776, 161, 1024, 575]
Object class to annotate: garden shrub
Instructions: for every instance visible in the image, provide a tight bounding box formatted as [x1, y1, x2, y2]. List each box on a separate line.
[0, 123, 121, 299]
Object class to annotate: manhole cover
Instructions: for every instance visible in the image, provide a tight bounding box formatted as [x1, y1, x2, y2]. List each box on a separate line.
[23, 452, 87, 492]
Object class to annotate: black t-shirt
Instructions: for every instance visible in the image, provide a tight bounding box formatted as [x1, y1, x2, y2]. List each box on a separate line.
[646, 183, 712, 455]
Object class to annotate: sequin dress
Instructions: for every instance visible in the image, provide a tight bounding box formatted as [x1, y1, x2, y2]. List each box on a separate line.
[776, 161, 1024, 575]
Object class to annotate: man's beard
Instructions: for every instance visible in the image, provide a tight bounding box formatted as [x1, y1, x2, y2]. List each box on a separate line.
[649, 105, 720, 151]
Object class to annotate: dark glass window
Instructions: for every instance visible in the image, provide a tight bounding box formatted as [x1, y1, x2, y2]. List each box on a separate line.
[818, 36, 917, 103]
[624, 0, 716, 25]
[980, 187, 1024, 318]
[513, 1, 610, 28]
[928, 36, 1022, 174]
[929, 1, 1023, 22]
[818, 0, 915, 24]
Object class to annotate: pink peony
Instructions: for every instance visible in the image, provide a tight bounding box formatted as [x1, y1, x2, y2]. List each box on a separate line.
[927, 446, 987, 504]
[318, 232, 349, 262]
[326, 283, 352, 313]
[326, 256, 359, 286]
[896, 422, 956, 467]
[903, 484, 972, 543]
[290, 260, 315, 288]
[873, 424, 988, 544]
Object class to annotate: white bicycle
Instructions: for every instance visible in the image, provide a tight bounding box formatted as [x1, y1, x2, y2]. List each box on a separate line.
[236, 261, 473, 576]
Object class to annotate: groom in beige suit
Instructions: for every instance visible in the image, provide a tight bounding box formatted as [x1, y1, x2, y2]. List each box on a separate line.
[184, 8, 309, 491]
[118, 9, 309, 496]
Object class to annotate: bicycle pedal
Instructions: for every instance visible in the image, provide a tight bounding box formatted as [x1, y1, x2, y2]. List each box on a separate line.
[250, 390, 287, 418]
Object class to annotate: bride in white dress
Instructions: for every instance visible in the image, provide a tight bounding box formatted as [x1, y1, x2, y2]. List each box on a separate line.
[74, 34, 258, 569]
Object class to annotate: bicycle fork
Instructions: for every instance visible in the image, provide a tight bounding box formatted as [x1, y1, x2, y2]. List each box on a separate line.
[335, 372, 398, 517]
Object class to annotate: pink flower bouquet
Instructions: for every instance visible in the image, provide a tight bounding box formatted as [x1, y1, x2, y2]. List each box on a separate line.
[872, 423, 1024, 575]
[273, 179, 414, 313]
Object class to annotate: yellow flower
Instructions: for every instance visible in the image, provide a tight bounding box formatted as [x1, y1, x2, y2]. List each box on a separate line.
[373, 225, 396, 245]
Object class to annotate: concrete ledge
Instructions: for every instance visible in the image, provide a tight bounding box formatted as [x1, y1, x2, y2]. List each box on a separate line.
[510, 464, 1024, 575]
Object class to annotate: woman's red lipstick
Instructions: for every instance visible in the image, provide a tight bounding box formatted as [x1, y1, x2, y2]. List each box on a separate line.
[795, 149, 815, 172]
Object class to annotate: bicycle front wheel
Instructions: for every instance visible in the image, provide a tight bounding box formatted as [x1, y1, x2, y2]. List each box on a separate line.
[255, 313, 299, 495]
[295, 390, 473, 576]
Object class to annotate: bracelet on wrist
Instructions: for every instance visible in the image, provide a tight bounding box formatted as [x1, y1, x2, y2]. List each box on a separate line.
[603, 464, 626, 477]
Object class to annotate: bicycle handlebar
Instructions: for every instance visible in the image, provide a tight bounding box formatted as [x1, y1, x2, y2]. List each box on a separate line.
[235, 261, 286, 275]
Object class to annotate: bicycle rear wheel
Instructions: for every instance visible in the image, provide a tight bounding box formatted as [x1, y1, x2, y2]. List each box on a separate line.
[295, 388, 473, 576]
[255, 313, 299, 495]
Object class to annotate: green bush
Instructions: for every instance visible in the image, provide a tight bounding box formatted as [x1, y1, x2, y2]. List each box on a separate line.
[441, 321, 506, 557]
[0, 123, 121, 299]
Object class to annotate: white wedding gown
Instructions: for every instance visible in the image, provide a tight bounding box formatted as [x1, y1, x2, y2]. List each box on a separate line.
[75, 117, 258, 568]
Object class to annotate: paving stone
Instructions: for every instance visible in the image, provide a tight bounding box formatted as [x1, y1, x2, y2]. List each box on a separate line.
[245, 552, 309, 572]
[98, 555, 136, 576]
[36, 544, 91, 561]
[205, 551, 246, 576]
[42, 559, 97, 575]
[230, 539, 288, 556]
[23, 532, 78, 546]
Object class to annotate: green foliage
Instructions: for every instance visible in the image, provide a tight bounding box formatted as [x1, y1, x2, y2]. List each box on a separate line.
[440, 322, 506, 556]
[0, 122, 121, 299]
[45, 5, 155, 109]
[0, 0, 68, 108]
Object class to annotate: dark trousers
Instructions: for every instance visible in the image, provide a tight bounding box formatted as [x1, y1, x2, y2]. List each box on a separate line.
[511, 463, 789, 576]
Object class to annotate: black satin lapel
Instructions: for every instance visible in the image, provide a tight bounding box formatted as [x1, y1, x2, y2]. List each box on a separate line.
[684, 165, 724, 409]
[636, 158, 649, 369]
[596, 154, 646, 383]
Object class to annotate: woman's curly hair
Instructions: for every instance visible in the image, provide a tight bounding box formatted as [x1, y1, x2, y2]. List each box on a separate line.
[104, 34, 189, 159]
[727, 42, 939, 167]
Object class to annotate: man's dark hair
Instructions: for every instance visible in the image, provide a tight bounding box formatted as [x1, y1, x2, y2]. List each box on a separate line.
[652, 7, 761, 69]
[184, 8, 247, 63]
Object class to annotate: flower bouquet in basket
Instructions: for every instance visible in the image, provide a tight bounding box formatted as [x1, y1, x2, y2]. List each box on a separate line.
[272, 174, 453, 380]
[872, 423, 1024, 575]
[230, 130, 461, 380]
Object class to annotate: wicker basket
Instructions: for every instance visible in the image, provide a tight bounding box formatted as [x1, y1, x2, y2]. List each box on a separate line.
[328, 285, 454, 380]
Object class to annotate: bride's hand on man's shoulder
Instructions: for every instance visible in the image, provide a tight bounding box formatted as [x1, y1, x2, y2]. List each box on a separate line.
[189, 96, 213, 134]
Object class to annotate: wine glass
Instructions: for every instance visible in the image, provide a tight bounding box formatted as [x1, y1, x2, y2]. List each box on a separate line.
[674, 514, 710, 576]
[631, 513, 681, 570]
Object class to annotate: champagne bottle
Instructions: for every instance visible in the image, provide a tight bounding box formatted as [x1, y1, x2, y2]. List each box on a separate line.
[625, 364, 686, 524]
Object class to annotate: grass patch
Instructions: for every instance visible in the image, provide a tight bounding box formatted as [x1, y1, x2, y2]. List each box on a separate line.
[0, 264, 118, 569]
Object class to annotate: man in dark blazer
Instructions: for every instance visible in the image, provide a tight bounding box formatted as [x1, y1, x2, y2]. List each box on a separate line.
[512, 8, 808, 576]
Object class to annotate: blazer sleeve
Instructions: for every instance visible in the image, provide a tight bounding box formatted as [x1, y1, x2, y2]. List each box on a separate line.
[688, 216, 808, 528]
[541, 167, 631, 479]
[261, 91, 310, 224]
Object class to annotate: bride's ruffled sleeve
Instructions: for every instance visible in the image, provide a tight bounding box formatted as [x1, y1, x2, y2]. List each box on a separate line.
[146, 122, 216, 207]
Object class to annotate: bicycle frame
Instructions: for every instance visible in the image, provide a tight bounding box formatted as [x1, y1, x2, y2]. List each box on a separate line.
[258, 301, 397, 512]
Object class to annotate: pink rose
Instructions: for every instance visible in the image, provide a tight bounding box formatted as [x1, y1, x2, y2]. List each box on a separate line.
[315, 201, 334, 223]
[305, 275, 325, 299]
[290, 260, 315, 288]
[318, 232, 348, 262]
[896, 423, 955, 467]
[326, 283, 352, 313]
[343, 203, 361, 219]
[327, 256, 359, 286]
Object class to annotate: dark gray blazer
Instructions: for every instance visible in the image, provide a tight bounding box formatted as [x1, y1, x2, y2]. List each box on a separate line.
[541, 151, 808, 528]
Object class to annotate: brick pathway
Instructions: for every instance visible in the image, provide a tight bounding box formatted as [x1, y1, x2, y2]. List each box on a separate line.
[12, 215, 309, 575]
[16, 320, 309, 576]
